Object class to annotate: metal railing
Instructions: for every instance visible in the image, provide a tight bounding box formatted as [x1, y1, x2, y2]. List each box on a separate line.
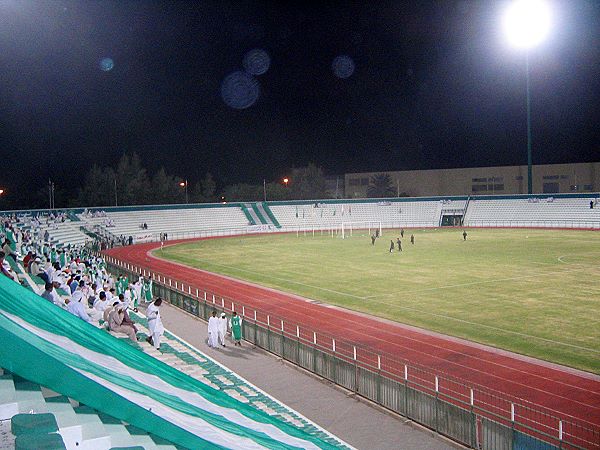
[103, 256, 600, 450]
[465, 220, 599, 229]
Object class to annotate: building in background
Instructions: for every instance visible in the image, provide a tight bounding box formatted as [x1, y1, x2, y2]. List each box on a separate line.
[345, 162, 600, 198]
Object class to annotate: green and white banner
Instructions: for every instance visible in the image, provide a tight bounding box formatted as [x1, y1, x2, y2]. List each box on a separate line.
[0, 277, 346, 449]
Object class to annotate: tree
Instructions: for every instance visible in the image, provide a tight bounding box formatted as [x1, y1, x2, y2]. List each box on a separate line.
[367, 173, 395, 198]
[190, 172, 217, 203]
[115, 153, 151, 205]
[289, 164, 328, 200]
[265, 182, 290, 201]
[151, 168, 179, 204]
[222, 183, 263, 202]
[201, 172, 216, 202]
[77, 165, 117, 207]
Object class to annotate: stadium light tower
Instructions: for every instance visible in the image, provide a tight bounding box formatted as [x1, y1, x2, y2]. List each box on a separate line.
[503, 0, 551, 194]
[179, 180, 188, 204]
[283, 177, 289, 187]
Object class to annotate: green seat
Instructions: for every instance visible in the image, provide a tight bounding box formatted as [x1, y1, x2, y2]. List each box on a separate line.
[15, 432, 66, 450]
[11, 413, 58, 435]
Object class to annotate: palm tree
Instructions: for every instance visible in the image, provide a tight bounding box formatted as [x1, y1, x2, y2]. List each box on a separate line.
[367, 173, 395, 198]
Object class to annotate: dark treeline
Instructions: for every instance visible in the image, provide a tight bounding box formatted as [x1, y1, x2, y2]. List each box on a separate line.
[0, 154, 398, 210]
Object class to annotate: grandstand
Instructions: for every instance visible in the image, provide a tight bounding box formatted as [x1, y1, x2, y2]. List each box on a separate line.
[464, 195, 600, 228]
[78, 204, 251, 242]
[30, 194, 597, 248]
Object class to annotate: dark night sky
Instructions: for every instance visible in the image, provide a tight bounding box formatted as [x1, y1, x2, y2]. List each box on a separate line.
[1, 0, 599, 203]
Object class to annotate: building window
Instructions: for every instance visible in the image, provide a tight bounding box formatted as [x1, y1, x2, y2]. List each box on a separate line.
[360, 178, 369, 186]
[472, 177, 487, 182]
[489, 177, 504, 182]
[584, 184, 593, 191]
[560, 175, 569, 179]
[543, 182, 559, 193]
[515, 176, 523, 181]
[472, 185, 488, 192]
[570, 185, 578, 191]
[543, 175, 559, 180]
[349, 179, 360, 186]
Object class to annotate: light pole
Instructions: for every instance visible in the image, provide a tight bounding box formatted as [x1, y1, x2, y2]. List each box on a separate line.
[503, 0, 551, 194]
[179, 180, 188, 204]
[283, 177, 289, 188]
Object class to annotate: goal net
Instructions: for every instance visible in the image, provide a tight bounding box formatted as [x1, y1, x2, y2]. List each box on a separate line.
[340, 221, 382, 239]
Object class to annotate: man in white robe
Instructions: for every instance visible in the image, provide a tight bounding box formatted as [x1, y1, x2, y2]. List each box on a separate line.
[218, 312, 228, 347]
[146, 298, 164, 350]
[207, 310, 220, 348]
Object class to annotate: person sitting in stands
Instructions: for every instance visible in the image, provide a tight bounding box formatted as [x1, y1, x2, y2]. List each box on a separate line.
[40, 282, 54, 303]
[0, 252, 15, 281]
[67, 290, 91, 323]
[23, 251, 33, 268]
[108, 305, 137, 341]
[2, 240, 16, 262]
[93, 291, 109, 313]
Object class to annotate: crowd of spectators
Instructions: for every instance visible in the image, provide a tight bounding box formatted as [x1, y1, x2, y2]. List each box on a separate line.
[1, 214, 157, 343]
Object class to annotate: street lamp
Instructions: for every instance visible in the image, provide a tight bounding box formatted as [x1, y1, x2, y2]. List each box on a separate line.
[503, 0, 551, 194]
[283, 177, 289, 187]
[179, 180, 188, 204]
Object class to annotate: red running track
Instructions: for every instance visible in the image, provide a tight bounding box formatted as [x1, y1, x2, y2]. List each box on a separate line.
[105, 238, 600, 434]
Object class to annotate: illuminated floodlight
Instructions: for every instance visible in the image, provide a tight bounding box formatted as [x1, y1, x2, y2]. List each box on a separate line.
[283, 177, 289, 186]
[503, 0, 551, 49]
[0, 189, 4, 195]
[179, 182, 186, 187]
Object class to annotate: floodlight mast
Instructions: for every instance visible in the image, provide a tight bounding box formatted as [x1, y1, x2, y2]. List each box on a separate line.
[503, 0, 551, 195]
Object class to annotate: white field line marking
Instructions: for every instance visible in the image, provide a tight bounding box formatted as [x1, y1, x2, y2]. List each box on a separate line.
[364, 262, 597, 300]
[174, 257, 368, 300]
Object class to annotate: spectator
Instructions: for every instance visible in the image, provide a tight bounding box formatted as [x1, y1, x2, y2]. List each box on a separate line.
[67, 290, 91, 323]
[40, 283, 54, 303]
[0, 251, 15, 281]
[145, 298, 164, 350]
[108, 305, 137, 341]
[218, 312, 228, 347]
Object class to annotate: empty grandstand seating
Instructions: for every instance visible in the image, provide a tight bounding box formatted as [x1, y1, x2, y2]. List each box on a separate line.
[79, 205, 250, 241]
[464, 196, 600, 228]
[270, 199, 467, 229]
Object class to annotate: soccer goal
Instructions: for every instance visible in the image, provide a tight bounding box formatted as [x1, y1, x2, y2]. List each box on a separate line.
[340, 221, 382, 239]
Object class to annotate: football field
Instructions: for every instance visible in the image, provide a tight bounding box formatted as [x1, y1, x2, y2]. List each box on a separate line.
[156, 228, 600, 373]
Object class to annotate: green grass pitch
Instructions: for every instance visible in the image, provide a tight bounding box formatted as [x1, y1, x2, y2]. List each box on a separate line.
[156, 228, 600, 373]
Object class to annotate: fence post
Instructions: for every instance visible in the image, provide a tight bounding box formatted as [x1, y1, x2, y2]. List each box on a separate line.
[404, 365, 408, 416]
[253, 310, 257, 343]
[377, 355, 381, 405]
[280, 319, 284, 357]
[310, 332, 315, 373]
[511, 403, 515, 444]
[266, 315, 271, 352]
[558, 420, 563, 449]
[353, 346, 358, 393]
[296, 325, 302, 367]
[470, 389, 477, 448]
[332, 338, 337, 384]
[434, 376, 439, 432]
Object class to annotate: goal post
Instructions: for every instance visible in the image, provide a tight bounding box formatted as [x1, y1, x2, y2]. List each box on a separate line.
[341, 221, 382, 239]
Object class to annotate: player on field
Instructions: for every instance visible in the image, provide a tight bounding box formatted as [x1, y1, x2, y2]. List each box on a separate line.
[463, 230, 467, 241]
[396, 238, 402, 252]
[389, 240, 394, 253]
